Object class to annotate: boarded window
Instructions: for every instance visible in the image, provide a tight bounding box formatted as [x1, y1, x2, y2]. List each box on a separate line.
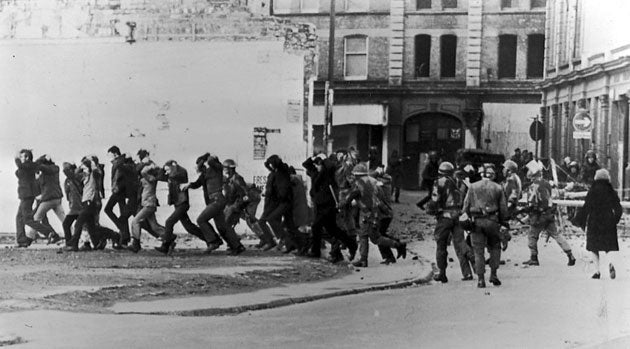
[440, 35, 457, 78]
[527, 34, 545, 78]
[501, 0, 512, 8]
[417, 0, 431, 9]
[498, 34, 517, 79]
[442, 0, 457, 9]
[415, 35, 431, 77]
[344, 36, 368, 79]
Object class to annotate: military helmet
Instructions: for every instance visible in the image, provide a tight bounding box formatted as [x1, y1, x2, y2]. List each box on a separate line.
[222, 159, 237, 168]
[483, 163, 497, 178]
[438, 161, 454, 175]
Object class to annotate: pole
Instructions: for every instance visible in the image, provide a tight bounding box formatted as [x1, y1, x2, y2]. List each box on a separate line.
[323, 0, 336, 155]
[535, 114, 539, 160]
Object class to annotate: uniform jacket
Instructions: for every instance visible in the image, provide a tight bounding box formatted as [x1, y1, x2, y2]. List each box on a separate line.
[462, 178, 508, 222]
[527, 178, 554, 212]
[428, 175, 463, 216]
[37, 163, 63, 202]
[223, 172, 247, 206]
[348, 175, 392, 219]
[573, 179, 622, 252]
[15, 159, 40, 199]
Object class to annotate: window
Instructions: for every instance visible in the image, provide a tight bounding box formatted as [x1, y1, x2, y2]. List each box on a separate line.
[527, 34, 545, 78]
[300, 0, 319, 12]
[274, 0, 292, 14]
[440, 35, 457, 78]
[442, 0, 457, 9]
[344, 36, 368, 79]
[531, 0, 546, 8]
[501, 0, 512, 8]
[415, 35, 431, 77]
[345, 0, 368, 12]
[417, 0, 431, 9]
[498, 34, 517, 79]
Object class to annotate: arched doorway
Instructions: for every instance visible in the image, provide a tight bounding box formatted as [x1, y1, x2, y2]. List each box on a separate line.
[403, 112, 464, 189]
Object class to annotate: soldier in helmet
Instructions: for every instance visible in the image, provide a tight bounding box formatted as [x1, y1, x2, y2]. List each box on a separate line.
[462, 163, 509, 288]
[500, 159, 522, 251]
[522, 167, 576, 267]
[417, 151, 440, 210]
[344, 163, 406, 268]
[580, 150, 600, 186]
[426, 161, 475, 282]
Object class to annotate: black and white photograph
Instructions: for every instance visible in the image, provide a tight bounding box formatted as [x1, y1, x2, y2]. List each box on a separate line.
[0, 0, 629, 348]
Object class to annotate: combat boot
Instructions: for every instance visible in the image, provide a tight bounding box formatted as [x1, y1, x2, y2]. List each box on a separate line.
[566, 251, 576, 266]
[127, 238, 141, 253]
[522, 255, 539, 266]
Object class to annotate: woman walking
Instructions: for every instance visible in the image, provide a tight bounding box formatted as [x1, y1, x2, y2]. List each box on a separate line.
[573, 169, 622, 279]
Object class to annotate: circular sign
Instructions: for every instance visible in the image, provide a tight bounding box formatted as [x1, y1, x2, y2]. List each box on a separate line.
[572, 109, 592, 132]
[529, 120, 545, 141]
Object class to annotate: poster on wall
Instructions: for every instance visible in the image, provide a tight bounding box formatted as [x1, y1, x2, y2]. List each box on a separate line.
[253, 128, 268, 160]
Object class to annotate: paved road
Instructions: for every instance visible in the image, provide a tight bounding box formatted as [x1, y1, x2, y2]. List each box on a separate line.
[2, 235, 629, 349]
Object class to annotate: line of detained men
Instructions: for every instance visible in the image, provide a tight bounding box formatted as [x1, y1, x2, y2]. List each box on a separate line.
[14, 146, 407, 266]
[424, 158, 578, 288]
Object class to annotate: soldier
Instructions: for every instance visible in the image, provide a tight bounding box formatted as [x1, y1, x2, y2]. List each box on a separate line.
[501, 159, 522, 250]
[155, 160, 206, 255]
[426, 161, 474, 283]
[522, 167, 576, 267]
[371, 164, 399, 265]
[303, 153, 357, 262]
[345, 163, 406, 268]
[462, 163, 509, 288]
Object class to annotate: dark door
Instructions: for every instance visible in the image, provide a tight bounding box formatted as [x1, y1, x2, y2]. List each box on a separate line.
[402, 113, 464, 189]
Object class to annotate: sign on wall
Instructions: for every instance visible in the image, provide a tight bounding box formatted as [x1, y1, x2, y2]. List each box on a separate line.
[572, 108, 592, 139]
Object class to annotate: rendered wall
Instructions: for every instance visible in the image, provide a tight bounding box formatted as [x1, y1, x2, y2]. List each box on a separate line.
[0, 40, 307, 233]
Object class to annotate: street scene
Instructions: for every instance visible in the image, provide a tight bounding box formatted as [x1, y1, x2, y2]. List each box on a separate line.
[1, 0, 630, 348]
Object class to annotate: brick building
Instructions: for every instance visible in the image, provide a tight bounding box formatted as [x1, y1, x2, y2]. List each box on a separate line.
[540, 0, 630, 195]
[272, 0, 547, 188]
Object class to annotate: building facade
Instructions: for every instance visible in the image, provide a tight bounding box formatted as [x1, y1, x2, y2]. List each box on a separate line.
[540, 0, 630, 195]
[273, 0, 546, 188]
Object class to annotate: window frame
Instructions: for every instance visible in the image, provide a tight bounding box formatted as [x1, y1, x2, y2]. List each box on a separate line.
[498, 34, 518, 79]
[441, 0, 457, 9]
[416, 0, 432, 10]
[344, 35, 369, 80]
[526, 34, 545, 78]
[440, 34, 457, 78]
[531, 0, 547, 8]
[415, 34, 432, 77]
[501, 0, 513, 9]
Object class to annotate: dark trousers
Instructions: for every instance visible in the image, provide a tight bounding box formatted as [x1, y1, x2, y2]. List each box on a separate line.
[393, 186, 401, 203]
[311, 205, 357, 256]
[197, 193, 241, 249]
[471, 217, 502, 277]
[378, 217, 396, 261]
[434, 216, 474, 277]
[358, 217, 399, 262]
[104, 192, 131, 244]
[165, 203, 205, 242]
[62, 214, 78, 245]
[16, 197, 55, 244]
[70, 201, 99, 248]
[259, 202, 299, 248]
